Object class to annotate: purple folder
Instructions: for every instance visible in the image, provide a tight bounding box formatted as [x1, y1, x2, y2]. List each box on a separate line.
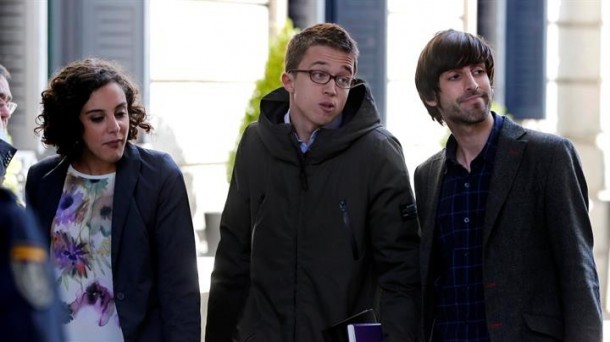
[347, 323, 383, 342]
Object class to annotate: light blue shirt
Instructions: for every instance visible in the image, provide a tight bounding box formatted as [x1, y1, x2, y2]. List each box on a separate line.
[284, 111, 343, 153]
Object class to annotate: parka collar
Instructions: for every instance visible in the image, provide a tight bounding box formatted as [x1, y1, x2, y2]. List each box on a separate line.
[258, 80, 382, 164]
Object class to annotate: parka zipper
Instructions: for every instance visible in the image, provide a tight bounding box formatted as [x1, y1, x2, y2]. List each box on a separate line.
[251, 193, 266, 251]
[339, 200, 359, 260]
[297, 151, 309, 191]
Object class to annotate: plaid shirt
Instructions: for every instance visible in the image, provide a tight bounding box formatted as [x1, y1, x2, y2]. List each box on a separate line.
[431, 114, 503, 341]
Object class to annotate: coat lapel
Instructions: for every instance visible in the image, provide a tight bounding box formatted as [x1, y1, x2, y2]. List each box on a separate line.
[420, 153, 446, 284]
[39, 157, 70, 235]
[483, 118, 527, 246]
[111, 143, 140, 267]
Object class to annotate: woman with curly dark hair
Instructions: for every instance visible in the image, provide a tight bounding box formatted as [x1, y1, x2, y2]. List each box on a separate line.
[25, 58, 201, 342]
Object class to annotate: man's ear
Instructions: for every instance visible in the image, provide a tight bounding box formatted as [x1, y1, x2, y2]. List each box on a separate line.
[281, 72, 294, 93]
[425, 96, 438, 108]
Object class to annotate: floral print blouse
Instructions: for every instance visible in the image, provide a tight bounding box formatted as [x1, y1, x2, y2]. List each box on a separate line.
[51, 166, 123, 341]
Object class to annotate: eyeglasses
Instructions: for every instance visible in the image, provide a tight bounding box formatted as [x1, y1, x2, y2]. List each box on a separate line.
[0, 99, 17, 115]
[289, 69, 354, 89]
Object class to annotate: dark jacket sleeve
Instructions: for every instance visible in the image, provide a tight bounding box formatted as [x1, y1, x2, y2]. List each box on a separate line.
[545, 138, 602, 340]
[368, 133, 421, 342]
[150, 153, 201, 341]
[205, 128, 254, 341]
[1, 188, 64, 342]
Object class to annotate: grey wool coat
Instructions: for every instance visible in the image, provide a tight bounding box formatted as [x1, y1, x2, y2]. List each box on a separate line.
[414, 115, 602, 342]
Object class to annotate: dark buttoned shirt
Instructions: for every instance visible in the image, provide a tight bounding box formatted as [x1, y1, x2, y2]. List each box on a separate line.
[431, 113, 503, 341]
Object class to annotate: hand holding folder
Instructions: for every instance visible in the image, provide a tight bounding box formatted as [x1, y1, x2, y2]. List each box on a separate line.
[347, 323, 383, 342]
[323, 309, 380, 342]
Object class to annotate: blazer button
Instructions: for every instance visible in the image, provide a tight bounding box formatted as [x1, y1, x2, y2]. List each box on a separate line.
[116, 292, 125, 301]
[489, 322, 502, 330]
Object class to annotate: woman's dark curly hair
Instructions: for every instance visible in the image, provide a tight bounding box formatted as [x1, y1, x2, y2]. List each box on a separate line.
[35, 58, 152, 159]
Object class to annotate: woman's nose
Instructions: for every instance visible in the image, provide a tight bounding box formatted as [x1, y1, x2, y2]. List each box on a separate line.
[108, 117, 120, 132]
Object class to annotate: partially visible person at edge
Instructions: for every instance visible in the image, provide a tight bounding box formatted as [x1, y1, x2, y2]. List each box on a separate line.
[1, 189, 65, 342]
[206, 22, 420, 342]
[1, 62, 64, 342]
[0, 63, 17, 185]
[25, 58, 201, 342]
[413, 29, 602, 341]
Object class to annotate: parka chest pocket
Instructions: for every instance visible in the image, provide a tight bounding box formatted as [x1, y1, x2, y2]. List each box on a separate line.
[400, 203, 417, 221]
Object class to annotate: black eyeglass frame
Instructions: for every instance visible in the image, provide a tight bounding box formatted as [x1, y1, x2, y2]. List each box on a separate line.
[288, 69, 358, 89]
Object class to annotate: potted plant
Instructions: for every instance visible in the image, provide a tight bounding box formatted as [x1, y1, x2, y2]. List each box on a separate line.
[225, 19, 298, 182]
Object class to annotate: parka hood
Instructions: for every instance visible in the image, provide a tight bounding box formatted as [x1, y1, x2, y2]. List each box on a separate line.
[257, 80, 382, 165]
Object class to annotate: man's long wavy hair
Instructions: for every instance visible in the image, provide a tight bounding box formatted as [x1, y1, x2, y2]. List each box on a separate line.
[36, 58, 152, 159]
[415, 29, 495, 125]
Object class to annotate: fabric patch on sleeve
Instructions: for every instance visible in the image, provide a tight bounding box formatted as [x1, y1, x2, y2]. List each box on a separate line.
[10, 244, 54, 310]
[399, 203, 417, 221]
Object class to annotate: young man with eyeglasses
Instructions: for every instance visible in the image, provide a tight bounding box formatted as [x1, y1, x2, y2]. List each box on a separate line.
[206, 23, 420, 342]
[0, 64, 18, 185]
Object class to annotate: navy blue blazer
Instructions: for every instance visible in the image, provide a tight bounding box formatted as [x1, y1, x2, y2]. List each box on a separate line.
[25, 143, 201, 342]
[414, 116, 602, 341]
